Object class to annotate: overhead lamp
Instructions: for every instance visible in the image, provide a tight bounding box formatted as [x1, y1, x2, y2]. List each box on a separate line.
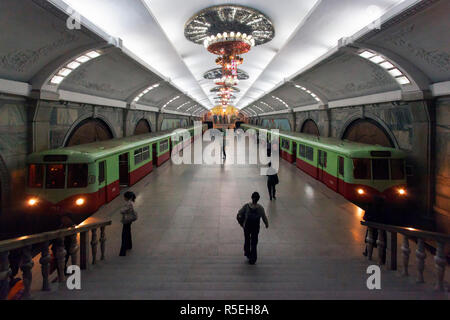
[358, 49, 411, 86]
[50, 50, 102, 86]
[133, 83, 160, 103]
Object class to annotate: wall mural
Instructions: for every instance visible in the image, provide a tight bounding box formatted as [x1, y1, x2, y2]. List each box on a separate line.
[261, 118, 291, 131]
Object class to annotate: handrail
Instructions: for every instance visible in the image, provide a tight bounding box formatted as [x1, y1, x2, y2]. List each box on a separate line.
[360, 219, 449, 291]
[0, 217, 112, 300]
[361, 220, 450, 243]
[0, 217, 111, 253]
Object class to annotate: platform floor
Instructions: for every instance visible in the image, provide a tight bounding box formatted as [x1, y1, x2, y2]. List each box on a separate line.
[33, 140, 448, 299]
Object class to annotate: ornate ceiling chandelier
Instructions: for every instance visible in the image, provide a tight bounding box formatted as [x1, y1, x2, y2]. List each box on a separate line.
[185, 5, 275, 107]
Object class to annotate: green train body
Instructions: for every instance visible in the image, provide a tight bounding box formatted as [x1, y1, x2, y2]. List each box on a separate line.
[241, 124, 408, 205]
[25, 126, 201, 215]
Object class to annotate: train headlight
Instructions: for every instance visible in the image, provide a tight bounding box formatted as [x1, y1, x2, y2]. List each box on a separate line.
[27, 198, 39, 206]
[75, 198, 85, 206]
[357, 188, 365, 195]
[397, 188, 407, 196]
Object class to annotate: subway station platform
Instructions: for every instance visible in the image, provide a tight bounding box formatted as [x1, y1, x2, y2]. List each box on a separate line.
[32, 141, 448, 300]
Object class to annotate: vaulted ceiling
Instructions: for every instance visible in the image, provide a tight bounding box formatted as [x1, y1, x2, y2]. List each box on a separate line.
[0, 0, 449, 116]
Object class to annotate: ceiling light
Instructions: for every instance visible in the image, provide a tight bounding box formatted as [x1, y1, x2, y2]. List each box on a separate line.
[133, 83, 160, 104]
[388, 68, 402, 77]
[379, 61, 394, 69]
[396, 76, 411, 85]
[369, 55, 384, 64]
[49, 50, 102, 86]
[359, 51, 375, 59]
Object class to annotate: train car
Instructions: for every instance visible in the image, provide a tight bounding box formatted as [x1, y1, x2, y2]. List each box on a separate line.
[241, 124, 408, 206]
[25, 126, 198, 215]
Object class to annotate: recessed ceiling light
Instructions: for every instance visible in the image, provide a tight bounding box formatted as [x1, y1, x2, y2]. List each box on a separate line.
[396, 76, 410, 85]
[50, 76, 64, 84]
[388, 68, 402, 77]
[369, 55, 384, 64]
[359, 51, 375, 59]
[379, 61, 394, 69]
[76, 55, 90, 63]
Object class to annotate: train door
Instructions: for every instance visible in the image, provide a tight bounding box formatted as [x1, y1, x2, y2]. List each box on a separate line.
[98, 160, 107, 204]
[292, 142, 297, 164]
[152, 143, 158, 166]
[119, 153, 129, 187]
[337, 156, 345, 195]
[318, 150, 327, 182]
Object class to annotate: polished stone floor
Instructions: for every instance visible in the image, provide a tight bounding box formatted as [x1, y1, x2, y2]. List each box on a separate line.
[33, 140, 448, 299]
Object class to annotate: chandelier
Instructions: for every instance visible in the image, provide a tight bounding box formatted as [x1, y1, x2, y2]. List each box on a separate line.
[185, 5, 275, 107]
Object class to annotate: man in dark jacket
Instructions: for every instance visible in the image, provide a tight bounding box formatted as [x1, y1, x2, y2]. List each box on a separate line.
[266, 162, 279, 200]
[237, 192, 269, 265]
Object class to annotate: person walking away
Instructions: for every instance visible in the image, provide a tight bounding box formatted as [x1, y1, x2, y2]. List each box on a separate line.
[267, 162, 279, 200]
[222, 129, 226, 159]
[120, 191, 138, 256]
[237, 192, 269, 265]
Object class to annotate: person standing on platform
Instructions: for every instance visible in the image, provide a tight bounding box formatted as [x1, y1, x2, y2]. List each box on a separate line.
[119, 191, 138, 256]
[237, 192, 269, 265]
[267, 162, 279, 200]
[222, 129, 226, 159]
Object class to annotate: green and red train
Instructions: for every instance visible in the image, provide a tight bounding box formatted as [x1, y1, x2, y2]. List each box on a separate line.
[25, 124, 207, 215]
[241, 124, 408, 205]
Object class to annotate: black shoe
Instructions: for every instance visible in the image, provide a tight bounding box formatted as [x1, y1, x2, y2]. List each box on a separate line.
[270, 197, 272, 201]
[119, 251, 126, 256]
[248, 261, 256, 265]
[273, 196, 276, 200]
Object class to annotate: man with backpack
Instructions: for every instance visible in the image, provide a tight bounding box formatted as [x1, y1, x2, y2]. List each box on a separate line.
[236, 192, 269, 265]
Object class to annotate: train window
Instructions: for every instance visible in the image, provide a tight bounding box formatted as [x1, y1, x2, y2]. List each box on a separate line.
[143, 146, 150, 161]
[134, 148, 143, 165]
[281, 139, 290, 150]
[318, 150, 327, 168]
[306, 146, 314, 162]
[160, 140, 169, 153]
[339, 157, 344, 176]
[299, 144, 306, 158]
[68, 164, 88, 188]
[390, 159, 405, 180]
[99, 161, 105, 184]
[372, 159, 389, 180]
[28, 164, 44, 188]
[46, 164, 66, 189]
[353, 159, 371, 180]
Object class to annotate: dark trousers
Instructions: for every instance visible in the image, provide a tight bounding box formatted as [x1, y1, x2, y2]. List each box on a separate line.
[120, 223, 132, 255]
[244, 226, 260, 264]
[267, 182, 276, 199]
[222, 145, 226, 158]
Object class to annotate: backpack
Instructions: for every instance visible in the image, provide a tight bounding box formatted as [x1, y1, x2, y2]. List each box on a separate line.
[245, 205, 260, 228]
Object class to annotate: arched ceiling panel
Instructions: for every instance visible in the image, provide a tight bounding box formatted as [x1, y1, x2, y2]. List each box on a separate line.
[164, 95, 191, 111]
[271, 85, 316, 108]
[139, 82, 181, 107]
[361, 0, 450, 83]
[59, 50, 162, 100]
[293, 52, 400, 101]
[0, 0, 103, 82]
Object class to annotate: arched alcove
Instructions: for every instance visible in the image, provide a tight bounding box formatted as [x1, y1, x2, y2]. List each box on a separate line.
[301, 119, 320, 135]
[134, 119, 151, 135]
[65, 118, 113, 147]
[0, 155, 9, 216]
[342, 118, 394, 147]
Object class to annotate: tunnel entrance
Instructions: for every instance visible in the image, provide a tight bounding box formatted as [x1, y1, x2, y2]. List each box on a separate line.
[342, 118, 394, 148]
[134, 119, 151, 135]
[301, 119, 320, 135]
[66, 118, 113, 147]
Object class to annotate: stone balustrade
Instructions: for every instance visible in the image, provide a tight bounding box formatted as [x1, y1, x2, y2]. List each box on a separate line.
[0, 217, 111, 299]
[361, 220, 450, 291]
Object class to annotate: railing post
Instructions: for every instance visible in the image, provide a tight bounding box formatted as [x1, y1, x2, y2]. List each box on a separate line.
[100, 227, 106, 260]
[377, 230, 386, 265]
[40, 241, 51, 291]
[68, 234, 79, 266]
[0, 251, 10, 300]
[52, 238, 66, 283]
[385, 231, 397, 270]
[401, 235, 410, 276]
[366, 227, 376, 260]
[20, 246, 33, 299]
[80, 231, 88, 270]
[91, 229, 98, 265]
[415, 238, 426, 283]
[434, 242, 446, 291]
